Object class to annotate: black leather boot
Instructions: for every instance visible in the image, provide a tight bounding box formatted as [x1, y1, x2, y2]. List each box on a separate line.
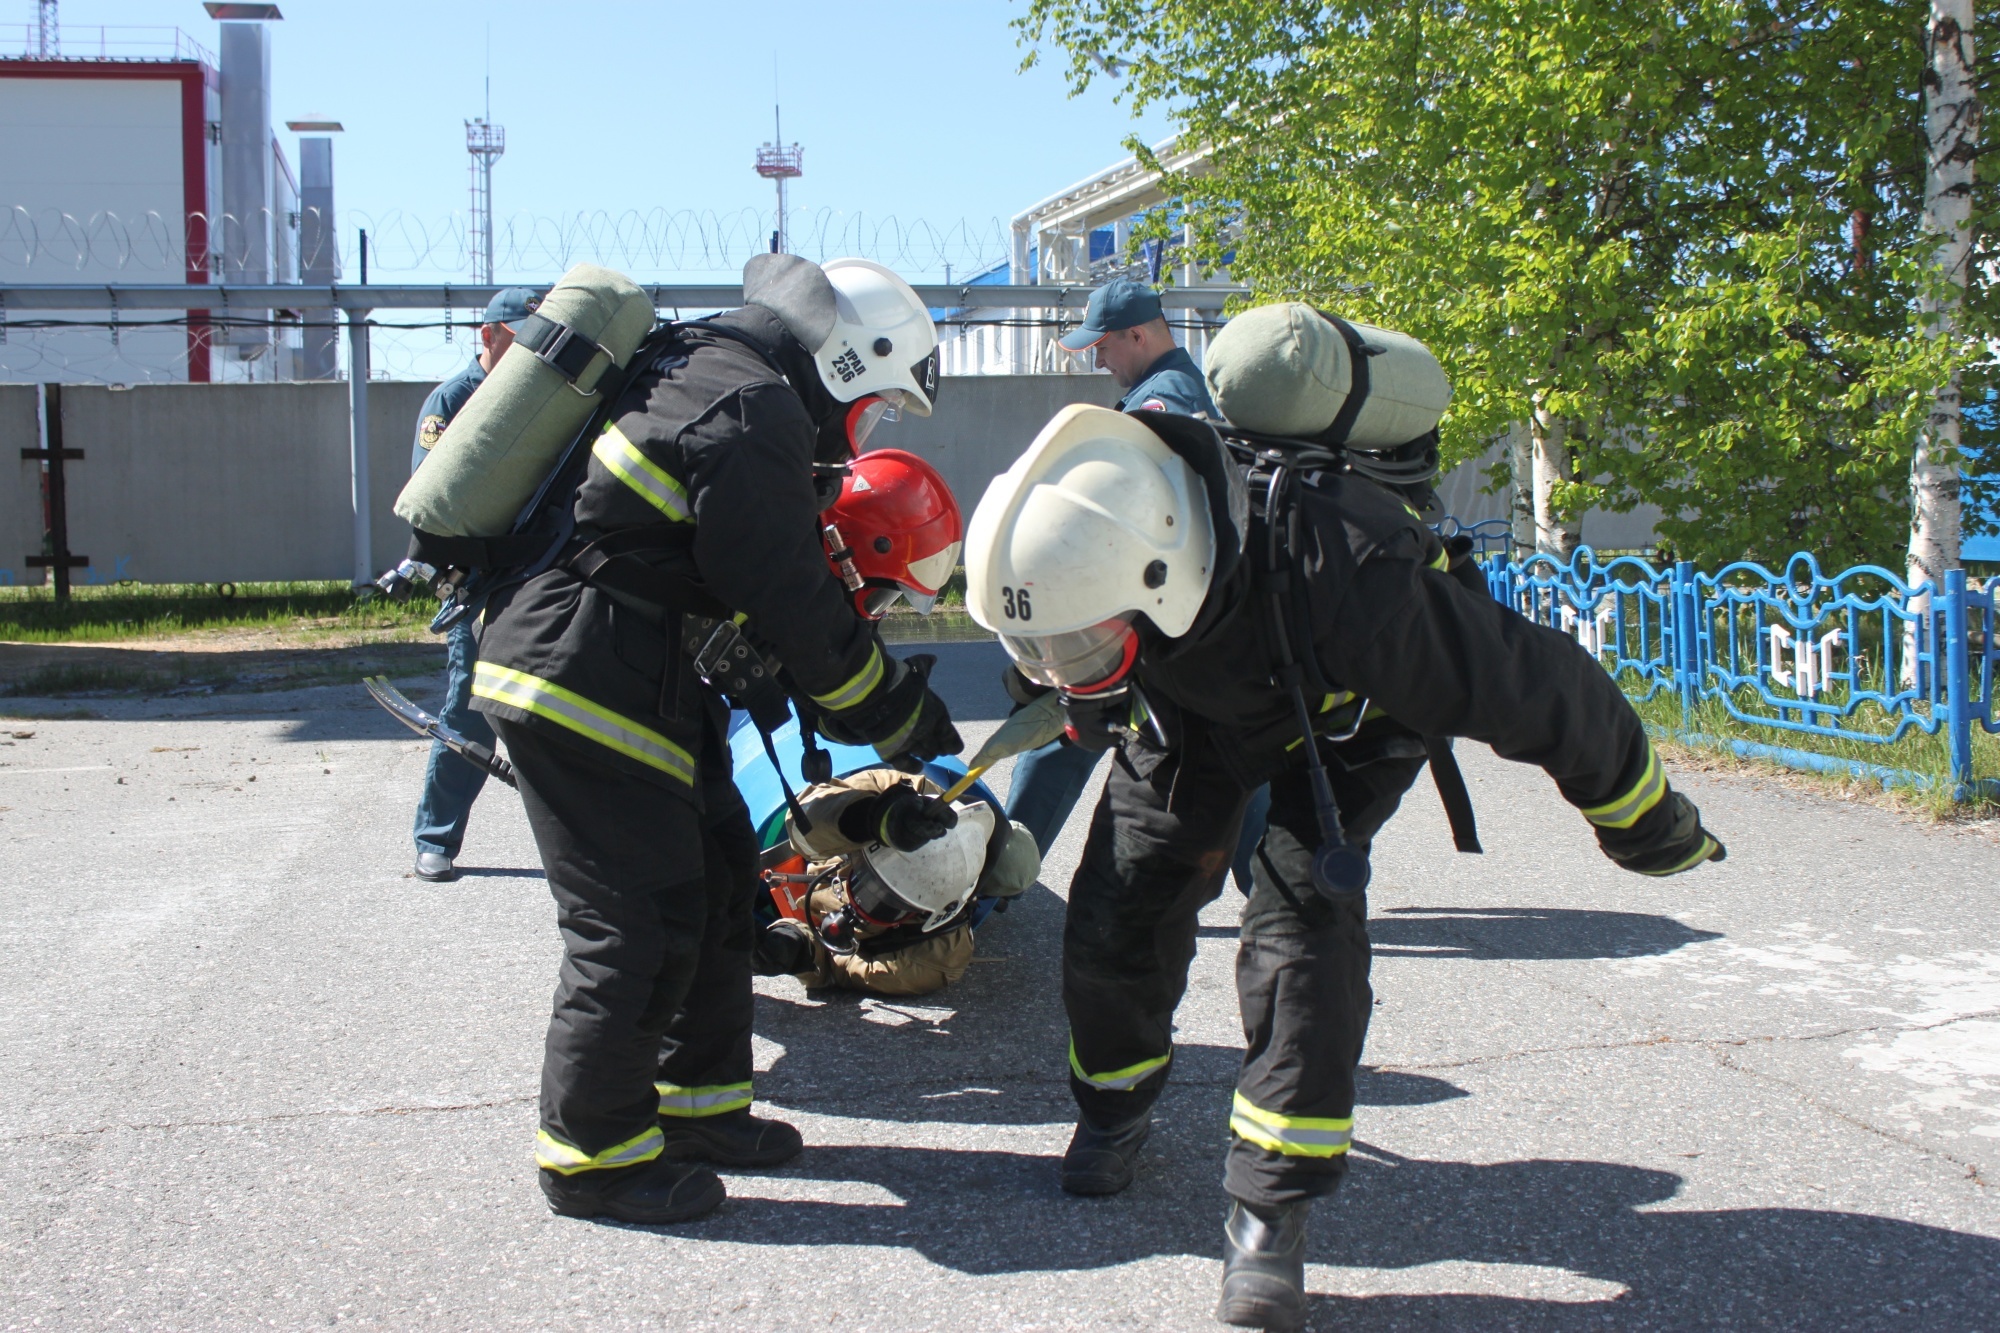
[1217, 1197, 1310, 1330]
[540, 1156, 725, 1224]
[657, 1107, 804, 1167]
[1059, 1114, 1150, 1195]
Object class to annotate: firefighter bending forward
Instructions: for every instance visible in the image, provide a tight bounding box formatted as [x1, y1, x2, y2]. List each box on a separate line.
[473, 255, 960, 1225]
[963, 316, 1723, 1329]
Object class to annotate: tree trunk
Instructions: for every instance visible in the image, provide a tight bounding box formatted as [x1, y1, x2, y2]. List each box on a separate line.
[1910, 0, 1976, 600]
[1532, 403, 1581, 559]
[1506, 420, 1535, 553]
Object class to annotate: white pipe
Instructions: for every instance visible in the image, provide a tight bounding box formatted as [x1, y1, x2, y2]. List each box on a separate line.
[347, 310, 372, 586]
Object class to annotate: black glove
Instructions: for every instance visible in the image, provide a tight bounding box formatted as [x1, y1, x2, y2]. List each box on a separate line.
[1002, 664, 1054, 710]
[1597, 790, 1726, 876]
[838, 782, 959, 852]
[819, 652, 962, 769]
[1061, 684, 1142, 752]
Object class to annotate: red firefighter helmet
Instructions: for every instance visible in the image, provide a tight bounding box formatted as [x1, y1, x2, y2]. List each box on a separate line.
[823, 449, 963, 620]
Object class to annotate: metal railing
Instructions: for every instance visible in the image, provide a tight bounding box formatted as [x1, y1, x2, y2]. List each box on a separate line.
[1483, 545, 1999, 800]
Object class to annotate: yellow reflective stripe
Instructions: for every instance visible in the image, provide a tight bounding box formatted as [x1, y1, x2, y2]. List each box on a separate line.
[1583, 747, 1666, 830]
[1318, 690, 1355, 714]
[472, 662, 695, 786]
[535, 1124, 662, 1175]
[655, 1080, 754, 1118]
[871, 697, 927, 759]
[1428, 546, 1451, 571]
[1228, 1092, 1352, 1158]
[593, 423, 692, 522]
[1068, 1037, 1170, 1092]
[811, 644, 886, 712]
[1638, 835, 1720, 876]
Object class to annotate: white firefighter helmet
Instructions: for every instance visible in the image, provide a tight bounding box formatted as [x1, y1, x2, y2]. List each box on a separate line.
[817, 258, 939, 417]
[964, 404, 1215, 690]
[852, 799, 996, 932]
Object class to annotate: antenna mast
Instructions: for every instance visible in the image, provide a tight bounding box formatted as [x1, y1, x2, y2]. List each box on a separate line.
[754, 104, 803, 254]
[36, 0, 57, 58]
[465, 34, 504, 283]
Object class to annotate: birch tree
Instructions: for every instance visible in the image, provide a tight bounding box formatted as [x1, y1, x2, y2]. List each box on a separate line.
[1020, 0, 1997, 571]
[1910, 0, 1977, 596]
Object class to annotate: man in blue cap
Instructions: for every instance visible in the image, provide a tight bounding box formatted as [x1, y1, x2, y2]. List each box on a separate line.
[409, 286, 541, 882]
[1005, 277, 1272, 875]
[1057, 276, 1216, 418]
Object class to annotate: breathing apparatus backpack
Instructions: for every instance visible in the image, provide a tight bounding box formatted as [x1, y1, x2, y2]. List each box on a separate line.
[373, 265, 825, 820]
[1190, 302, 1482, 893]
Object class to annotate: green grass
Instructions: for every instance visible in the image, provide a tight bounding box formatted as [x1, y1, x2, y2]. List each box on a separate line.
[1625, 680, 2000, 818]
[0, 581, 436, 643]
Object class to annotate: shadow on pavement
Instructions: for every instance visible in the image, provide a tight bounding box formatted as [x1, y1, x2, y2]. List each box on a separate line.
[1371, 906, 1722, 961]
[659, 1147, 1998, 1326]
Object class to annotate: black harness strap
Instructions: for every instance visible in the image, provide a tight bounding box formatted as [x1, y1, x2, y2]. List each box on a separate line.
[1316, 312, 1380, 447]
[1423, 737, 1483, 853]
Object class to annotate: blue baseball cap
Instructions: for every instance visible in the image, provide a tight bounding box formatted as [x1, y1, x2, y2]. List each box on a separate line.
[1057, 278, 1165, 351]
[483, 286, 542, 327]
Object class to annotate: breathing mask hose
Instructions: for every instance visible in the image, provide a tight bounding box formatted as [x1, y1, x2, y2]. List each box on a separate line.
[1261, 463, 1370, 899]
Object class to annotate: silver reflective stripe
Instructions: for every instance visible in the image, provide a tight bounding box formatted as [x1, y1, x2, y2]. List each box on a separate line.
[655, 1081, 754, 1117]
[472, 662, 695, 786]
[1068, 1037, 1169, 1092]
[810, 645, 886, 712]
[535, 1125, 663, 1175]
[593, 423, 693, 522]
[1583, 748, 1665, 829]
[1228, 1092, 1352, 1158]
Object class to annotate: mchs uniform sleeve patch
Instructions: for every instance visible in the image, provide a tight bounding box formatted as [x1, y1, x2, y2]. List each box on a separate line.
[418, 415, 447, 449]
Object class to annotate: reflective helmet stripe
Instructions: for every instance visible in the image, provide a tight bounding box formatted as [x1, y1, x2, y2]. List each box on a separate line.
[535, 1124, 663, 1175]
[472, 662, 695, 786]
[593, 423, 693, 522]
[1068, 1036, 1170, 1092]
[1582, 747, 1665, 829]
[809, 644, 886, 712]
[1227, 1092, 1352, 1158]
[655, 1081, 754, 1118]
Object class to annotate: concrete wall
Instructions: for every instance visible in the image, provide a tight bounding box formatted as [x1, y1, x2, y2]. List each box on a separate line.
[866, 373, 1123, 514]
[0, 375, 1126, 587]
[2, 385, 41, 586]
[3, 380, 431, 586]
[1432, 442, 1663, 551]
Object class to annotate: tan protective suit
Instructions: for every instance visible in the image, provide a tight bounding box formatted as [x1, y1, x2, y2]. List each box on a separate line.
[783, 769, 1038, 996]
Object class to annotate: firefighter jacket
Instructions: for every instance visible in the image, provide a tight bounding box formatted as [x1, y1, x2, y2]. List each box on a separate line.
[1137, 467, 1669, 845]
[472, 306, 898, 798]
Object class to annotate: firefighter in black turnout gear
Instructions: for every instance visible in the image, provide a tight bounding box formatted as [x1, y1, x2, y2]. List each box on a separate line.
[472, 255, 961, 1225]
[964, 395, 1724, 1329]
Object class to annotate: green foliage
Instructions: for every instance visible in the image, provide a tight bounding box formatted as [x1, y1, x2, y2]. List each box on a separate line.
[1018, 0, 1996, 569]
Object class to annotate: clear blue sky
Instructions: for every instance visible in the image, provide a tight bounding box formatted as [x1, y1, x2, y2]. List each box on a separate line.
[43, 0, 1172, 281]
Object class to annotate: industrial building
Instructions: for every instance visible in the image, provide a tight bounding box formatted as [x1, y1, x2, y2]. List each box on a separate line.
[934, 135, 1224, 378]
[0, 4, 321, 384]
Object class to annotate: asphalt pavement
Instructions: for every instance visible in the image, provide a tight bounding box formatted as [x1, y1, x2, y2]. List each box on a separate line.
[2, 638, 1996, 1330]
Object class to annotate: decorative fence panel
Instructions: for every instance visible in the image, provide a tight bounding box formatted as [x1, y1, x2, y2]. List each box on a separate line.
[1477, 546, 1997, 801]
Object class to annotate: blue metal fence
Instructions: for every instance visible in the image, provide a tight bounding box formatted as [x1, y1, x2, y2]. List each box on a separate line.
[1480, 545, 2000, 801]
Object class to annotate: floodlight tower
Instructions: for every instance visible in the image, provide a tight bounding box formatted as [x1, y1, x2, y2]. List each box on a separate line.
[755, 105, 803, 254]
[35, 0, 57, 57]
[466, 118, 505, 283]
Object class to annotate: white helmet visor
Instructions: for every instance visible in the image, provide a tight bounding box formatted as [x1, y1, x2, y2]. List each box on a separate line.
[1001, 616, 1138, 692]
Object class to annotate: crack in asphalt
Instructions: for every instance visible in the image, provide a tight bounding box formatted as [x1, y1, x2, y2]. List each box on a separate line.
[1710, 1049, 1992, 1190]
[1379, 1006, 2000, 1076]
[0, 1093, 537, 1144]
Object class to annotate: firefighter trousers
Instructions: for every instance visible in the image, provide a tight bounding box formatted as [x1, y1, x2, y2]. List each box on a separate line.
[1062, 716, 1425, 1206]
[493, 717, 762, 1175]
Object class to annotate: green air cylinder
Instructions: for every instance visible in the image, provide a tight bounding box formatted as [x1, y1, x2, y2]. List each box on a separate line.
[1203, 302, 1452, 446]
[394, 263, 656, 537]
